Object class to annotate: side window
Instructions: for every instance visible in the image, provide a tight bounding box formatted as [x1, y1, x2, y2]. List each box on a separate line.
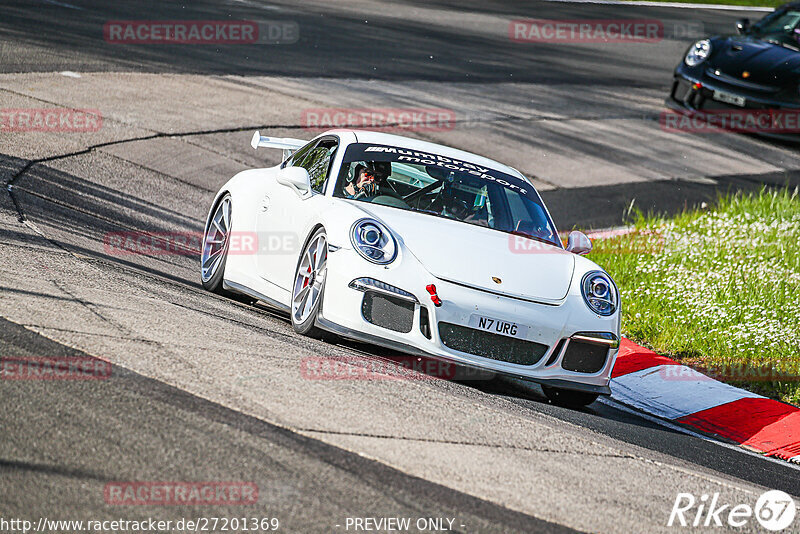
[283, 138, 338, 193]
[294, 139, 338, 193]
[283, 141, 315, 169]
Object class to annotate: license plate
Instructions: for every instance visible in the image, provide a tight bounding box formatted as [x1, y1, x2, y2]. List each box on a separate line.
[469, 314, 529, 340]
[713, 90, 746, 107]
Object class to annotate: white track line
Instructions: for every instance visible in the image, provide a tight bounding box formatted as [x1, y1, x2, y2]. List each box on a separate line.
[598, 397, 800, 472]
[42, 0, 83, 9]
[540, 0, 773, 12]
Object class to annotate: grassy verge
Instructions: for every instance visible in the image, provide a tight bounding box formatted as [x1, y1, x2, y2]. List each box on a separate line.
[589, 188, 800, 405]
[619, 0, 779, 7]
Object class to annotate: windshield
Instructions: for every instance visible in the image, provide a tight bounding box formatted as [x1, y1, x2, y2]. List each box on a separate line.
[752, 9, 800, 42]
[333, 143, 560, 247]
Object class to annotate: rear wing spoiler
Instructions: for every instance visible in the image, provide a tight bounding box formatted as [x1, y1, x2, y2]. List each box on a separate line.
[250, 131, 307, 160]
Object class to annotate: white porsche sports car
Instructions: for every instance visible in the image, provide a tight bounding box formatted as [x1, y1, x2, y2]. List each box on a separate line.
[201, 129, 620, 406]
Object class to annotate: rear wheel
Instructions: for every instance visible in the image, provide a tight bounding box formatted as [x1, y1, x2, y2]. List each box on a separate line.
[542, 385, 599, 408]
[291, 228, 329, 339]
[201, 194, 232, 294]
[200, 195, 255, 304]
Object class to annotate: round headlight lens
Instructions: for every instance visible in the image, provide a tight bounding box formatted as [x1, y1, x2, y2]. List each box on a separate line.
[685, 39, 711, 66]
[581, 271, 618, 316]
[350, 218, 397, 264]
[361, 225, 381, 246]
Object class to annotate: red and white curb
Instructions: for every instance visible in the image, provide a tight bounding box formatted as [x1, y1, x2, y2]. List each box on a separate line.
[610, 340, 800, 463]
[540, 0, 772, 12]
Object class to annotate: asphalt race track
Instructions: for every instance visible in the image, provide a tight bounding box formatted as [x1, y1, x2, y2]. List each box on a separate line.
[1, 0, 799, 532]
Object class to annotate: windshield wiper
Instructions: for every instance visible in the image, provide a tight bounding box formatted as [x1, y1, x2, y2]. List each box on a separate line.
[411, 208, 459, 221]
[764, 37, 799, 50]
[415, 209, 442, 216]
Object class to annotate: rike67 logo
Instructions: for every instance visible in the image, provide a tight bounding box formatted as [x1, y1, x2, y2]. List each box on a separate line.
[669, 490, 796, 531]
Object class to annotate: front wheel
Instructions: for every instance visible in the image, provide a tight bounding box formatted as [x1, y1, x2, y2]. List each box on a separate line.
[542, 385, 599, 408]
[291, 228, 329, 339]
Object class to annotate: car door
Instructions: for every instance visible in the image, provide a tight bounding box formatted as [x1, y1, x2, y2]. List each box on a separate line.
[257, 136, 339, 291]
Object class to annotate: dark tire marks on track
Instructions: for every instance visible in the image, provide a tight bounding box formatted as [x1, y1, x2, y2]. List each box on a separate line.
[0, 317, 574, 533]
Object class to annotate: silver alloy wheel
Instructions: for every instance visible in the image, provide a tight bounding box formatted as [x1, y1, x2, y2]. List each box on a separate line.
[292, 233, 328, 325]
[201, 196, 231, 282]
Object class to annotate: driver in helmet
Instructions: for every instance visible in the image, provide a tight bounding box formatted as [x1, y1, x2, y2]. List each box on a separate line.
[344, 161, 396, 200]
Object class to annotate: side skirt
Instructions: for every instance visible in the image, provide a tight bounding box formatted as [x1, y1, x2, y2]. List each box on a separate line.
[223, 280, 291, 313]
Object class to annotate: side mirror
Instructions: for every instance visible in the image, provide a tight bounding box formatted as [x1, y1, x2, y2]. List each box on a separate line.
[566, 230, 592, 255]
[736, 18, 750, 34]
[277, 167, 312, 197]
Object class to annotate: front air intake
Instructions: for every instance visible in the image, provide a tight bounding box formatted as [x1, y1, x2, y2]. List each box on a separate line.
[438, 322, 548, 366]
[561, 340, 608, 374]
[361, 291, 414, 333]
[419, 306, 431, 339]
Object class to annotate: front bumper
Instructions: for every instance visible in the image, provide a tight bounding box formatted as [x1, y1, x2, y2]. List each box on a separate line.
[317, 245, 619, 395]
[667, 66, 800, 141]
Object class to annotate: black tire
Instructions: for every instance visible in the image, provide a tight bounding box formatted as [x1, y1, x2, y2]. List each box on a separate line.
[291, 227, 329, 339]
[542, 385, 599, 408]
[200, 194, 254, 304]
[201, 194, 232, 294]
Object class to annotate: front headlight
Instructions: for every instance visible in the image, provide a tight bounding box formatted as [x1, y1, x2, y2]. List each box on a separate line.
[350, 218, 398, 264]
[581, 271, 618, 316]
[685, 39, 711, 66]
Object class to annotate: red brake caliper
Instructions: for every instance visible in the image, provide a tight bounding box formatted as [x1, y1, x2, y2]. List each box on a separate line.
[303, 252, 315, 288]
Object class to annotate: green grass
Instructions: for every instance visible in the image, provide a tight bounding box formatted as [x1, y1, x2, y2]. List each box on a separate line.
[589, 188, 800, 405]
[620, 0, 781, 7]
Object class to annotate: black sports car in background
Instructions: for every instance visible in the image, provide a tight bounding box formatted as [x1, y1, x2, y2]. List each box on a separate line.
[668, 3, 800, 136]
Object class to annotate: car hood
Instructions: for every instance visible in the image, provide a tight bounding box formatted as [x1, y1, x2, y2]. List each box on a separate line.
[353, 203, 576, 302]
[709, 36, 800, 87]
